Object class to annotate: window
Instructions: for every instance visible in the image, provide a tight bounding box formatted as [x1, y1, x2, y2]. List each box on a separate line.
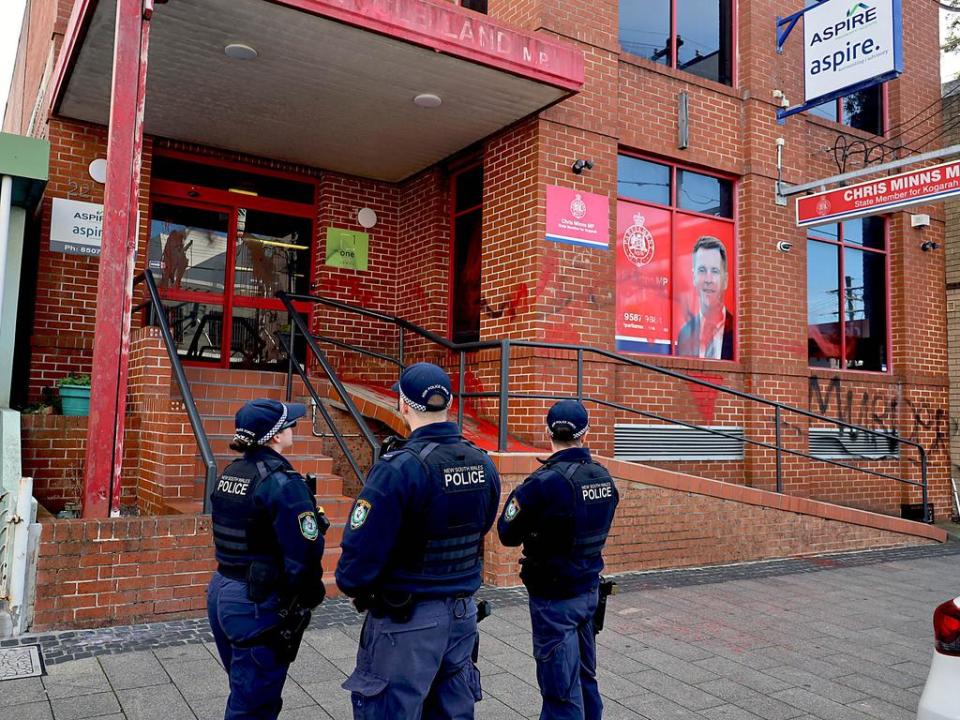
[457, 0, 487, 11]
[616, 155, 736, 360]
[807, 218, 887, 372]
[450, 164, 483, 344]
[808, 85, 885, 135]
[619, 0, 734, 86]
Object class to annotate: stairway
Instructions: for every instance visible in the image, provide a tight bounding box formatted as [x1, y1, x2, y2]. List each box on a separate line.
[166, 366, 356, 593]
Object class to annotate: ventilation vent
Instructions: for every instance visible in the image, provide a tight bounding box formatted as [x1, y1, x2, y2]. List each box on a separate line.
[808, 427, 899, 460]
[614, 425, 744, 461]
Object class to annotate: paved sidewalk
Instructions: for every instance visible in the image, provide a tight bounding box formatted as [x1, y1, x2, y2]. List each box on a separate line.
[3, 542, 959, 719]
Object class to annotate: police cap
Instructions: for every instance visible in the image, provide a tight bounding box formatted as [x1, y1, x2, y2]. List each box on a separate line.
[234, 398, 307, 446]
[392, 362, 452, 412]
[547, 399, 589, 441]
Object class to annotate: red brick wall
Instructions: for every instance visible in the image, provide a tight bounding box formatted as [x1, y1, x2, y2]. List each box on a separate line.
[26, 118, 154, 403]
[21, 413, 140, 514]
[14, 0, 951, 522]
[471, 0, 950, 519]
[33, 515, 215, 631]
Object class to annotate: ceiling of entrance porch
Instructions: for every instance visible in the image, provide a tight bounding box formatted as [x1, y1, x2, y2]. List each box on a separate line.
[58, 0, 571, 182]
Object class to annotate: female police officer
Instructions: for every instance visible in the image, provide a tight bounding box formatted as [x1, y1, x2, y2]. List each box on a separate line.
[498, 400, 619, 720]
[207, 398, 327, 720]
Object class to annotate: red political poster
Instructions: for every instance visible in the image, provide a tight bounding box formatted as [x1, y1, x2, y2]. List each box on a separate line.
[673, 215, 736, 361]
[615, 202, 671, 355]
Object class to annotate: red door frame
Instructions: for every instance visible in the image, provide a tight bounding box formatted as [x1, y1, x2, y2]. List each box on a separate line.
[148, 162, 318, 368]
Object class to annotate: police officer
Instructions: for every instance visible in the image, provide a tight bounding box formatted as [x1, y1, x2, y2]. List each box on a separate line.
[207, 399, 327, 720]
[336, 362, 502, 719]
[497, 400, 619, 720]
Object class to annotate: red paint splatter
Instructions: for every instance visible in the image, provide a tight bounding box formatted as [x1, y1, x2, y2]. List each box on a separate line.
[686, 373, 725, 425]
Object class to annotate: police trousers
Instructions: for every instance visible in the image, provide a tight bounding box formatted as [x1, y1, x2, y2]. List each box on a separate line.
[343, 596, 483, 719]
[207, 572, 289, 720]
[529, 587, 601, 720]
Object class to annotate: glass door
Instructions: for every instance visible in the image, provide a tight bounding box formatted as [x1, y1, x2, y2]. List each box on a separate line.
[148, 201, 233, 364]
[147, 202, 314, 369]
[230, 209, 313, 369]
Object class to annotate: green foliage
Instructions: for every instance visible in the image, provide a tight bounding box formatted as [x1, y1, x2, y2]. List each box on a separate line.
[946, 15, 960, 57]
[58, 373, 92, 387]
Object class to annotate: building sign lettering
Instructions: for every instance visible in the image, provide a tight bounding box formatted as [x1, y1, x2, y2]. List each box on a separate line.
[50, 198, 103, 256]
[802, 0, 902, 107]
[545, 186, 609, 249]
[315, 0, 582, 87]
[797, 158, 960, 227]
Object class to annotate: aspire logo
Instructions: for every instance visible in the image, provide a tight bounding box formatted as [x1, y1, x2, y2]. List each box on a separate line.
[847, 2, 871, 17]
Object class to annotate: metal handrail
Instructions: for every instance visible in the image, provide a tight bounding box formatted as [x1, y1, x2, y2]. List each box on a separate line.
[276, 294, 380, 485]
[277, 291, 931, 523]
[134, 270, 218, 513]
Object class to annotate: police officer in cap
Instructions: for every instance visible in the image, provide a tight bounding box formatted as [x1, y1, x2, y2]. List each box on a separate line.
[208, 399, 327, 720]
[498, 400, 619, 720]
[336, 362, 502, 719]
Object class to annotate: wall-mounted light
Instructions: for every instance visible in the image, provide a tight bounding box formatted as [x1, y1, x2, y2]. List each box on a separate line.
[571, 159, 593, 175]
[911, 214, 931, 229]
[357, 208, 378, 229]
[413, 93, 442, 108]
[88, 158, 107, 184]
[224, 43, 258, 60]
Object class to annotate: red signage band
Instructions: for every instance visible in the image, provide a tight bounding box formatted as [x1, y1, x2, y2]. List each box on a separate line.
[275, 0, 585, 91]
[797, 158, 960, 227]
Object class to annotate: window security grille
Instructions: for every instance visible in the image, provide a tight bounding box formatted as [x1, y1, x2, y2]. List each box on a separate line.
[614, 425, 744, 461]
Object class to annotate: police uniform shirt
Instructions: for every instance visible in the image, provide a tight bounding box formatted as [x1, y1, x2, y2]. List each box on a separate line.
[336, 422, 501, 599]
[497, 446, 618, 598]
[211, 445, 326, 606]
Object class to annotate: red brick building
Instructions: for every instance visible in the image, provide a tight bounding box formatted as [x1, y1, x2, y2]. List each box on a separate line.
[2, 0, 951, 629]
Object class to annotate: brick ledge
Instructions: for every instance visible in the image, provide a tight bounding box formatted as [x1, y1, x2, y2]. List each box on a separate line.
[491, 452, 947, 544]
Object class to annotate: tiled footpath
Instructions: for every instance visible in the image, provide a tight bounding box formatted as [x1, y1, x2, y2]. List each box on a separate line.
[3, 541, 959, 719]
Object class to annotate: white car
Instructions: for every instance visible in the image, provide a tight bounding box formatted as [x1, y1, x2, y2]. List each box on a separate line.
[918, 596, 960, 720]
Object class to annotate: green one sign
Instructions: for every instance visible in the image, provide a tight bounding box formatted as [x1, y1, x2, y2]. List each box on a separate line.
[326, 227, 369, 270]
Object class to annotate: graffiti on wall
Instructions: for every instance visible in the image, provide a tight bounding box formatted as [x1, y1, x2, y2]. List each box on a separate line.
[806, 376, 954, 454]
[479, 246, 614, 343]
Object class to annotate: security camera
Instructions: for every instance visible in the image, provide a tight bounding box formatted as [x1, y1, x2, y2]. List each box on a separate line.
[777, 241, 793, 253]
[571, 159, 594, 175]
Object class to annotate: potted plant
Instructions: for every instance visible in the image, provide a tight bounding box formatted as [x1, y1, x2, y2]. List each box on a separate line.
[59, 373, 92, 417]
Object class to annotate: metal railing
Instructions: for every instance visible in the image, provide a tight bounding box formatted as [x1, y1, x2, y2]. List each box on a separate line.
[275, 295, 381, 486]
[135, 270, 218, 513]
[276, 290, 931, 523]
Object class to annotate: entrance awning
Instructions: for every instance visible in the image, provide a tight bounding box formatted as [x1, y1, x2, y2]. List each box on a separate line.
[53, 0, 584, 182]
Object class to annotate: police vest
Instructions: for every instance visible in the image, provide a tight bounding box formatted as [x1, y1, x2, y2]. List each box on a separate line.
[388, 440, 496, 587]
[210, 454, 287, 580]
[524, 460, 617, 565]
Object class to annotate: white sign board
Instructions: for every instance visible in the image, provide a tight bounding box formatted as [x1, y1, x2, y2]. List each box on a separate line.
[803, 0, 901, 105]
[50, 198, 103, 256]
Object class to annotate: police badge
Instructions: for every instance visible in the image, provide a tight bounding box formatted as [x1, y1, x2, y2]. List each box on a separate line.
[350, 499, 372, 530]
[299, 511, 319, 541]
[504, 497, 521, 522]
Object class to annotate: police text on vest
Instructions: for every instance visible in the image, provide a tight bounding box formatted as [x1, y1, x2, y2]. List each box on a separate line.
[217, 475, 250, 496]
[443, 465, 486, 492]
[582, 482, 612, 503]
